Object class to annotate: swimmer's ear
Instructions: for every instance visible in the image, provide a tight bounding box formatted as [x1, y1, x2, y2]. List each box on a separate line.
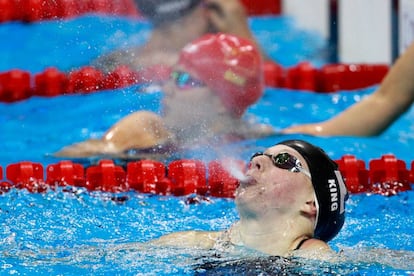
[301, 199, 317, 218]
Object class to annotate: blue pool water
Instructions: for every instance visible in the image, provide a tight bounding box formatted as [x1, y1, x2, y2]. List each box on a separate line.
[1, 14, 414, 275]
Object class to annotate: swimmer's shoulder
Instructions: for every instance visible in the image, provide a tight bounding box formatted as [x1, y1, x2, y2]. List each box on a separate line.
[290, 238, 337, 260]
[149, 230, 224, 250]
[297, 238, 330, 250]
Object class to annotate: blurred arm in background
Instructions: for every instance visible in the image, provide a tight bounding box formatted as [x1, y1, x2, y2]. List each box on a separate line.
[282, 42, 414, 136]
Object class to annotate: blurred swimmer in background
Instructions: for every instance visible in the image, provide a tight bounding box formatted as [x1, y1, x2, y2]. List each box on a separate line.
[55, 33, 274, 158]
[92, 0, 263, 75]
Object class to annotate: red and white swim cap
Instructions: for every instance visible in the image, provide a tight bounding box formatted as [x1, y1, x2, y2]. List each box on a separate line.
[178, 33, 264, 117]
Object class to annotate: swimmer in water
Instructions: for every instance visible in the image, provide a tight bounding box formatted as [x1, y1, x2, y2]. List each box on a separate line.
[54, 33, 274, 158]
[149, 139, 348, 258]
[282, 41, 414, 137]
[92, 0, 263, 74]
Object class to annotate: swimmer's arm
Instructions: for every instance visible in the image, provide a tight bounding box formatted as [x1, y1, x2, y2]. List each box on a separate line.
[149, 230, 223, 250]
[281, 91, 398, 137]
[54, 111, 172, 158]
[206, 0, 252, 39]
[282, 42, 414, 137]
[101, 111, 171, 149]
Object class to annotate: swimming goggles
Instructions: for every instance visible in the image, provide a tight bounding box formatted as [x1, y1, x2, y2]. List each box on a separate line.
[250, 152, 312, 179]
[170, 71, 205, 89]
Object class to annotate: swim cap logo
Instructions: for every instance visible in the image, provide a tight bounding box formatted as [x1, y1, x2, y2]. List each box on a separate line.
[223, 69, 246, 86]
[328, 179, 338, 211]
[334, 170, 347, 214]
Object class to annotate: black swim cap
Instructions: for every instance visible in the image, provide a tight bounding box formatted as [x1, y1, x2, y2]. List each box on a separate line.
[278, 139, 348, 241]
[134, 0, 202, 26]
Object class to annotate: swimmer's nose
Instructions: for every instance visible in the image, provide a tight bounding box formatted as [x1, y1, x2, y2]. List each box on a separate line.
[248, 156, 266, 173]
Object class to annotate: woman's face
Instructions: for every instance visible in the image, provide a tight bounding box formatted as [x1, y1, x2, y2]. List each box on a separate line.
[162, 67, 224, 129]
[235, 144, 315, 216]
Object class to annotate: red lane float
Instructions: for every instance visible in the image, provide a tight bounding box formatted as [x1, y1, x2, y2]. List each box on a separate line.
[127, 160, 170, 195]
[46, 160, 85, 187]
[411, 161, 414, 184]
[283, 62, 318, 91]
[168, 160, 207, 196]
[6, 161, 47, 192]
[67, 66, 105, 93]
[0, 70, 32, 102]
[34, 67, 69, 97]
[102, 65, 139, 90]
[1, 155, 413, 197]
[263, 61, 284, 88]
[0, 166, 12, 194]
[264, 61, 389, 93]
[86, 160, 127, 192]
[0, 66, 142, 102]
[336, 154, 412, 196]
[0, 0, 140, 23]
[0, 0, 17, 23]
[21, 0, 57, 22]
[0, 0, 281, 23]
[336, 155, 369, 194]
[369, 155, 411, 196]
[0, 61, 390, 103]
[317, 63, 389, 92]
[240, 0, 281, 15]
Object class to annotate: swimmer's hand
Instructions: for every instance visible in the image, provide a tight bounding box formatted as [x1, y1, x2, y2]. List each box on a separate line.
[205, 0, 268, 61]
[205, 0, 252, 40]
[53, 111, 172, 158]
[205, 2, 224, 18]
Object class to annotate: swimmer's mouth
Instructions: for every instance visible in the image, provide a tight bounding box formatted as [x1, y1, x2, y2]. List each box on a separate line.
[239, 176, 257, 188]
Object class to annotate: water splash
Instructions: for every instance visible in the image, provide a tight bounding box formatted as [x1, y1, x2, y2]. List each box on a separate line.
[222, 158, 248, 182]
